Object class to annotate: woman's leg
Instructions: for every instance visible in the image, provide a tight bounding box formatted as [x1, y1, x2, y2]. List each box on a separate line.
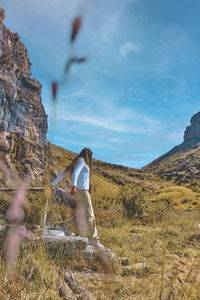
[75, 189, 99, 242]
[73, 190, 88, 236]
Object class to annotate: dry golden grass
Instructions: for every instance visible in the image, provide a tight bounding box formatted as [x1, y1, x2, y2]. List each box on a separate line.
[82, 210, 200, 299]
[152, 186, 200, 209]
[0, 242, 63, 299]
[1, 189, 200, 299]
[1, 143, 200, 299]
[90, 175, 121, 210]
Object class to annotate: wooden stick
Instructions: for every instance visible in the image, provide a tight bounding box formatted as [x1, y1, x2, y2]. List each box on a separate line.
[0, 187, 45, 192]
[40, 198, 48, 228]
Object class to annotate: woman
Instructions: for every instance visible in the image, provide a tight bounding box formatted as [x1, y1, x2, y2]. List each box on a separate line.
[69, 148, 103, 248]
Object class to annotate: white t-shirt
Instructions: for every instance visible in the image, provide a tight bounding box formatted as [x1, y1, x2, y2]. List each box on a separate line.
[72, 158, 90, 190]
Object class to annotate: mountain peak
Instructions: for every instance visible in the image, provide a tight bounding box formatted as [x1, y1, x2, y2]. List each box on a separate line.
[142, 111, 200, 182]
[184, 111, 200, 144]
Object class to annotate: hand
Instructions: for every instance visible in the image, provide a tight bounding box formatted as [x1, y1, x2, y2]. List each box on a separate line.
[70, 186, 77, 196]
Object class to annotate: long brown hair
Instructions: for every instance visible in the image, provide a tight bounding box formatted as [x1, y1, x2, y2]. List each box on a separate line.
[66, 148, 93, 178]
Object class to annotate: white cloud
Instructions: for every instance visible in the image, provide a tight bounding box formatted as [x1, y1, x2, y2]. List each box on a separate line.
[47, 91, 162, 135]
[89, 0, 136, 44]
[59, 91, 85, 100]
[56, 136, 105, 149]
[99, 12, 121, 44]
[54, 108, 160, 134]
[110, 138, 124, 143]
[120, 42, 141, 57]
[58, 114, 132, 132]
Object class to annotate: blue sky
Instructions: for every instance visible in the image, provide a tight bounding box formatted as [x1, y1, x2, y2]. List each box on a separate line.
[1, 0, 200, 168]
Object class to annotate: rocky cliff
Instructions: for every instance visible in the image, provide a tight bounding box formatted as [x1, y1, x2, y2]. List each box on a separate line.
[184, 112, 200, 144]
[143, 111, 200, 182]
[0, 8, 48, 182]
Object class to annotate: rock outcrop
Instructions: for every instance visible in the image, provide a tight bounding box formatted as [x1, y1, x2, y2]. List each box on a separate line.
[143, 111, 200, 180]
[0, 8, 48, 182]
[184, 112, 200, 143]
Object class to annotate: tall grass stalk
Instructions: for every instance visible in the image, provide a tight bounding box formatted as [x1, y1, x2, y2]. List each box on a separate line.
[159, 239, 167, 300]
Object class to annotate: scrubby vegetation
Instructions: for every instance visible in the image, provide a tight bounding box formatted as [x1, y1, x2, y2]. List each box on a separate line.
[0, 143, 200, 299]
[0, 242, 63, 299]
[120, 185, 148, 218]
[1, 207, 200, 299]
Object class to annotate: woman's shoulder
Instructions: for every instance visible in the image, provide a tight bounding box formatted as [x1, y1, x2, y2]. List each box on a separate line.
[76, 157, 88, 168]
[77, 157, 84, 161]
[77, 157, 85, 164]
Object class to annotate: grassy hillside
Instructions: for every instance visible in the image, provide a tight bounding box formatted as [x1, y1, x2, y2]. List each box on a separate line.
[49, 143, 200, 214]
[1, 143, 200, 299]
[0, 142, 200, 228]
[143, 141, 200, 182]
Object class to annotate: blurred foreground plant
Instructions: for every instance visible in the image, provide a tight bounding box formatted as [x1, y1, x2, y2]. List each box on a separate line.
[51, 15, 87, 101]
[4, 178, 31, 271]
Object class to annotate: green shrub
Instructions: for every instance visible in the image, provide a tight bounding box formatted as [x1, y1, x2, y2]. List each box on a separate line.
[120, 184, 147, 218]
[142, 199, 170, 222]
[120, 184, 170, 222]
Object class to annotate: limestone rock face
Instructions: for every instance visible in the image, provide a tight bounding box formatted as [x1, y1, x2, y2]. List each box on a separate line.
[0, 8, 48, 182]
[184, 112, 200, 143]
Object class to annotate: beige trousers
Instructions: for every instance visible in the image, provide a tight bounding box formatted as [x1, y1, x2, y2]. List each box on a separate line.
[74, 189, 99, 242]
